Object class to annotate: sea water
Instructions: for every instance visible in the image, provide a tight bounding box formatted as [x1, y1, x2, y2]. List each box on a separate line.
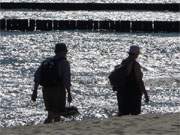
[0, 0, 180, 128]
[1, 11, 180, 21]
[0, 31, 180, 127]
[0, 0, 180, 3]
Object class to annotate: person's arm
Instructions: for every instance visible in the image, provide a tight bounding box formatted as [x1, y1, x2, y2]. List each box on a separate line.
[31, 66, 41, 102]
[140, 80, 149, 103]
[31, 82, 39, 102]
[59, 60, 72, 103]
[134, 63, 149, 103]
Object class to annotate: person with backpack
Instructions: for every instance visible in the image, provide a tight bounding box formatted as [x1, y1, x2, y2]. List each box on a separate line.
[109, 45, 149, 116]
[31, 43, 72, 123]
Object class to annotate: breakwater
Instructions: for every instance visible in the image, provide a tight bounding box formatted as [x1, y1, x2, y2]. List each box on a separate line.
[0, 19, 179, 32]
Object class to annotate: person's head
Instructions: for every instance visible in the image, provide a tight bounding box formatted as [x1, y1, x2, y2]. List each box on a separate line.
[54, 43, 68, 55]
[128, 45, 140, 59]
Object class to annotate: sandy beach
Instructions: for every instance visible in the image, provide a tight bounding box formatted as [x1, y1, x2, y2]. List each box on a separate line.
[0, 113, 179, 135]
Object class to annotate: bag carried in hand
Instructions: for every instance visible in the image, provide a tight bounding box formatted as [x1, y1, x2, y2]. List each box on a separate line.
[63, 106, 80, 117]
[108, 64, 128, 91]
[39, 57, 62, 87]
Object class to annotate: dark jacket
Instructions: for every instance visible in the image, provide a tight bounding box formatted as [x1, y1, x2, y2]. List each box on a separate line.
[54, 53, 71, 89]
[33, 52, 71, 113]
[121, 57, 145, 95]
[117, 56, 146, 115]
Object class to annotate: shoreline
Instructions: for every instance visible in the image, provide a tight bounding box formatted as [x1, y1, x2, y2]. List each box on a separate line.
[0, 113, 180, 135]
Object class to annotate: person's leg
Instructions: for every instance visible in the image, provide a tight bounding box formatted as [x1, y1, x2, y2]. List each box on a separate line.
[44, 111, 54, 124]
[117, 92, 128, 116]
[130, 96, 142, 115]
[42, 88, 54, 123]
[54, 112, 61, 122]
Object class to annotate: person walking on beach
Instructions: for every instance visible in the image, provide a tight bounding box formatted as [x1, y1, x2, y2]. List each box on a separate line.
[109, 45, 149, 116]
[31, 43, 72, 123]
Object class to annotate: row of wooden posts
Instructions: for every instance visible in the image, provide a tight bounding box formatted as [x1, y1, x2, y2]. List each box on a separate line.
[0, 19, 179, 32]
[1, 2, 180, 11]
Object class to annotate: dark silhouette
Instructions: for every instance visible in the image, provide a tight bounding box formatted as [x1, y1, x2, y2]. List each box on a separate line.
[112, 45, 149, 116]
[31, 43, 72, 123]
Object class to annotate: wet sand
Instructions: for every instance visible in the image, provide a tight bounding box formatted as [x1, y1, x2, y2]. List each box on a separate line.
[0, 113, 179, 135]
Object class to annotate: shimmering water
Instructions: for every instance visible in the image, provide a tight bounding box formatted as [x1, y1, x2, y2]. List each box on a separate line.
[1, 0, 180, 3]
[0, 31, 180, 127]
[1, 11, 180, 21]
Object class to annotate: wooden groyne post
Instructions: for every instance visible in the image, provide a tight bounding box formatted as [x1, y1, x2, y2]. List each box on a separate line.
[0, 19, 179, 32]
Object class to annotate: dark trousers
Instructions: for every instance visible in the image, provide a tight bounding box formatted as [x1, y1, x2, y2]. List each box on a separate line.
[42, 86, 66, 123]
[117, 91, 142, 116]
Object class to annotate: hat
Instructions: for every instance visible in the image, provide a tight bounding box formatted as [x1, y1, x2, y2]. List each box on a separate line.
[55, 43, 67, 53]
[128, 45, 140, 54]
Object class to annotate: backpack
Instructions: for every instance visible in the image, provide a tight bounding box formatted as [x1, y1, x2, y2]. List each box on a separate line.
[38, 57, 63, 87]
[108, 63, 129, 91]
